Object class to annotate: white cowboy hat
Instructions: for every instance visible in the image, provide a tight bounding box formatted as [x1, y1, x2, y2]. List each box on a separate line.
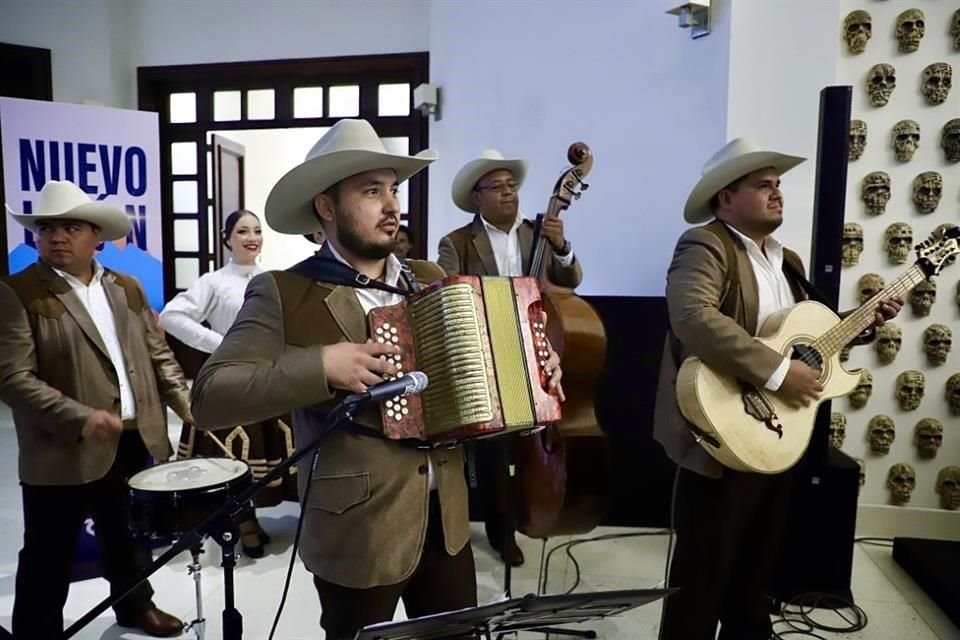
[265, 119, 438, 234]
[5, 180, 131, 241]
[684, 138, 806, 224]
[451, 149, 528, 214]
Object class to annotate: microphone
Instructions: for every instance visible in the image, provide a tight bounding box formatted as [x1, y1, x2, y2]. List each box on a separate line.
[345, 371, 429, 406]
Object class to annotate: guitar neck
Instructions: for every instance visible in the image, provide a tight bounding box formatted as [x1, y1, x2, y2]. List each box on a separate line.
[815, 265, 926, 357]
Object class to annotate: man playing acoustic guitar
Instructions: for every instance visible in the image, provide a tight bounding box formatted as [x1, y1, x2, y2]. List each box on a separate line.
[654, 138, 901, 640]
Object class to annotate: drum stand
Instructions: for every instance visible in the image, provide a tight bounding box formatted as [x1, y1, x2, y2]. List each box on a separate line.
[184, 544, 207, 640]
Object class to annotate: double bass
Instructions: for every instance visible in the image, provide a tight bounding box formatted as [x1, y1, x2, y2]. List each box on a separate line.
[514, 143, 610, 538]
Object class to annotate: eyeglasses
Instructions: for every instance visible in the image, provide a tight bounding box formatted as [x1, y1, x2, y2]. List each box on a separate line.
[475, 180, 520, 194]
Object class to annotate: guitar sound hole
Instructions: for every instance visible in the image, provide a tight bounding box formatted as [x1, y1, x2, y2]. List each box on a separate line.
[791, 344, 823, 372]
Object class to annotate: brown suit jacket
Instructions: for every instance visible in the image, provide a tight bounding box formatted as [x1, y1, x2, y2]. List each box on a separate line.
[190, 260, 470, 589]
[653, 221, 807, 478]
[0, 260, 190, 486]
[437, 214, 582, 288]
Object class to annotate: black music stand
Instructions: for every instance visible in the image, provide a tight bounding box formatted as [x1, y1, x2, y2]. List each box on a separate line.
[355, 588, 672, 640]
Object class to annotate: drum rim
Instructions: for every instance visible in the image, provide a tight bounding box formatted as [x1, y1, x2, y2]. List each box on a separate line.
[128, 457, 252, 493]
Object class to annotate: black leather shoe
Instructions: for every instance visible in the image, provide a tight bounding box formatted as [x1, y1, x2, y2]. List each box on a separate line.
[241, 530, 265, 558]
[116, 607, 184, 637]
[485, 521, 525, 567]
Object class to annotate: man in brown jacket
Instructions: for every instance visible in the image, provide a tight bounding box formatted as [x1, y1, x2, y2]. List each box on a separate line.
[0, 180, 191, 638]
[191, 121, 564, 639]
[437, 149, 581, 566]
[654, 139, 901, 640]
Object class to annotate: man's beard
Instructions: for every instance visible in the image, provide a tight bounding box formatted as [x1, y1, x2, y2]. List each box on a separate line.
[337, 217, 395, 260]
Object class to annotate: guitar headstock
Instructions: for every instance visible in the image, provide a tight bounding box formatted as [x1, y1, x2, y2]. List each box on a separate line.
[916, 223, 960, 277]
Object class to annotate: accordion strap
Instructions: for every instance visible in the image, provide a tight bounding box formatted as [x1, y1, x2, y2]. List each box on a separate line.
[287, 243, 421, 297]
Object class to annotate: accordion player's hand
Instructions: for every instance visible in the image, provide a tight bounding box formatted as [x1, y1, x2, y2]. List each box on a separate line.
[321, 340, 401, 394]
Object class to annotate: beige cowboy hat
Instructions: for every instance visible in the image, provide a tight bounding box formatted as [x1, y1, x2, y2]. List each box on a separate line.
[451, 149, 528, 214]
[684, 137, 806, 224]
[5, 180, 131, 241]
[265, 119, 438, 234]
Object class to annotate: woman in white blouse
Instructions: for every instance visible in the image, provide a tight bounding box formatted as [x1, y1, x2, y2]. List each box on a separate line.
[160, 210, 295, 558]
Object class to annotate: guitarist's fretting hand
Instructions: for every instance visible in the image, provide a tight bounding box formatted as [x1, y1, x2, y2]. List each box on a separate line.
[778, 361, 823, 408]
[873, 297, 903, 326]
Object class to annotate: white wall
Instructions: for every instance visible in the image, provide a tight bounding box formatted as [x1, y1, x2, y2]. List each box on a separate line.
[427, 0, 733, 296]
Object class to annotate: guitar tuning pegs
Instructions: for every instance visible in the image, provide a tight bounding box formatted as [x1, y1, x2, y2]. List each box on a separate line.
[581, 181, 590, 191]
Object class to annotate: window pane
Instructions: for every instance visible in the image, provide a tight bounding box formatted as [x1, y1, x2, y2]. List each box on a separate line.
[208, 205, 215, 254]
[379, 83, 410, 116]
[213, 90, 242, 121]
[175, 258, 199, 289]
[206, 150, 213, 199]
[173, 181, 199, 214]
[328, 85, 359, 117]
[170, 142, 197, 175]
[173, 219, 199, 252]
[247, 89, 275, 120]
[294, 87, 324, 118]
[169, 93, 196, 124]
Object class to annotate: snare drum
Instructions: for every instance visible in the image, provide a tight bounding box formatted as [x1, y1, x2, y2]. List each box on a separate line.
[128, 457, 253, 539]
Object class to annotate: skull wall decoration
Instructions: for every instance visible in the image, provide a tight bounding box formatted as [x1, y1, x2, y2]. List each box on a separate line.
[855, 458, 866, 487]
[843, 10, 872, 54]
[895, 9, 925, 53]
[867, 415, 896, 454]
[953, 10, 960, 50]
[887, 463, 916, 505]
[946, 373, 960, 415]
[937, 466, 960, 510]
[884, 222, 913, 264]
[895, 370, 925, 411]
[921, 63, 952, 106]
[943, 119, 960, 163]
[923, 324, 952, 366]
[891, 120, 920, 162]
[849, 120, 867, 161]
[910, 280, 936, 317]
[914, 417, 943, 458]
[829, 412, 847, 449]
[858, 273, 885, 305]
[849, 369, 873, 409]
[866, 64, 897, 107]
[841, 223, 864, 267]
[861, 172, 891, 215]
[839, 344, 852, 363]
[875, 322, 902, 364]
[912, 171, 942, 214]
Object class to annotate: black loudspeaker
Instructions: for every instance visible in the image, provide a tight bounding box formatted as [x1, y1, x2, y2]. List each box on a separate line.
[893, 537, 960, 629]
[771, 86, 858, 604]
[771, 449, 859, 604]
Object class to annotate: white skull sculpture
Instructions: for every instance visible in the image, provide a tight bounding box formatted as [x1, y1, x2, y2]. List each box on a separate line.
[858, 273, 885, 305]
[953, 10, 960, 50]
[887, 463, 916, 505]
[839, 344, 852, 363]
[937, 466, 960, 510]
[829, 412, 847, 449]
[895, 370, 925, 411]
[891, 120, 920, 162]
[912, 171, 942, 214]
[910, 280, 936, 317]
[884, 222, 913, 264]
[848, 120, 867, 161]
[923, 324, 952, 366]
[861, 172, 890, 215]
[867, 415, 896, 454]
[849, 369, 873, 409]
[921, 63, 952, 106]
[943, 119, 960, 163]
[843, 10, 872, 54]
[841, 223, 864, 267]
[946, 373, 960, 415]
[866, 64, 897, 107]
[855, 457, 866, 487]
[875, 322, 902, 365]
[914, 417, 943, 458]
[895, 9, 925, 53]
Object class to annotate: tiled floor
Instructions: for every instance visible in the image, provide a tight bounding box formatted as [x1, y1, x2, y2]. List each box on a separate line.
[0, 403, 956, 639]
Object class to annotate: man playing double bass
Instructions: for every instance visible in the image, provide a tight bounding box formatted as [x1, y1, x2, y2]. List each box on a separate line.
[438, 149, 583, 566]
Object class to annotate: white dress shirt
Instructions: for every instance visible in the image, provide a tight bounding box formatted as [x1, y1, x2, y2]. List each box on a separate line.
[160, 261, 263, 354]
[480, 213, 575, 276]
[328, 244, 437, 490]
[725, 225, 795, 391]
[53, 261, 137, 420]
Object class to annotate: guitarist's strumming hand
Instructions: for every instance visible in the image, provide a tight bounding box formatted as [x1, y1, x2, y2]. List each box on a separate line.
[777, 361, 823, 408]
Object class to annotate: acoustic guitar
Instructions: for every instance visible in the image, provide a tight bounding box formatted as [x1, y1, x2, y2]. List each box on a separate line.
[676, 225, 960, 474]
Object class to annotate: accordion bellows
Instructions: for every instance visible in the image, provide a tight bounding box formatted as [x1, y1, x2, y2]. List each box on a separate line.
[367, 275, 562, 445]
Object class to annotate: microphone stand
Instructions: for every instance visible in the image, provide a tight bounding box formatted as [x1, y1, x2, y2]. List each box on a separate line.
[63, 397, 363, 640]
